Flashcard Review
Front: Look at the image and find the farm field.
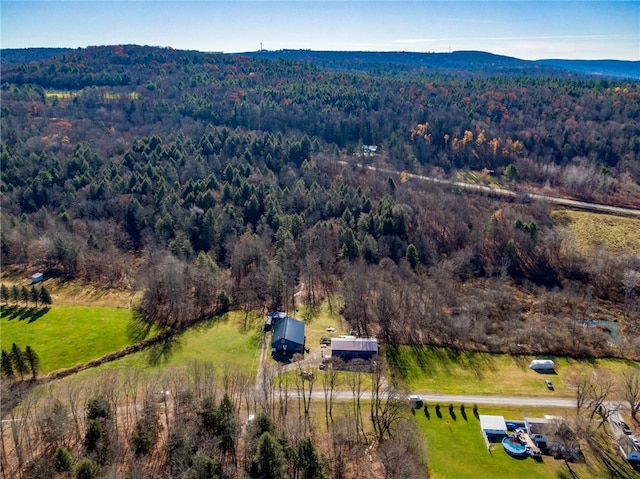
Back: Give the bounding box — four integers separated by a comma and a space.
551, 210, 640, 256
0, 305, 133, 373
386, 345, 635, 397
416, 404, 600, 479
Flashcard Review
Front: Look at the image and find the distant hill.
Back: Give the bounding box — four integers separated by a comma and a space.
241, 49, 569, 78
242, 49, 639, 79
2, 46, 637, 80
1, 47, 72, 66
537, 59, 640, 80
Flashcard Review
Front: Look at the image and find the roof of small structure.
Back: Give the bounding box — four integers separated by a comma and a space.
331, 337, 378, 352
479, 414, 507, 431
479, 415, 507, 432
271, 316, 305, 346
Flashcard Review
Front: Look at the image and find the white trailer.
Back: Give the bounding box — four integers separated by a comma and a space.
529, 359, 555, 371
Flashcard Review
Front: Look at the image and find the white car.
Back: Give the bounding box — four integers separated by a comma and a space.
632, 436, 640, 447
409, 395, 424, 408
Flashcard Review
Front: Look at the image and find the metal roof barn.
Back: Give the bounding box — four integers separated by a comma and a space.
331, 337, 378, 361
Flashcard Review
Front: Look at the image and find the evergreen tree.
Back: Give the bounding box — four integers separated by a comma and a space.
24, 345, 40, 381
20, 285, 29, 306
0, 284, 9, 303
1, 349, 15, 380
11, 343, 29, 381
187, 451, 222, 479
11, 285, 19, 305
406, 243, 419, 269
53, 446, 74, 473
252, 432, 287, 479
75, 458, 101, 479
296, 437, 326, 479
39, 285, 52, 307
216, 393, 238, 459
30, 285, 39, 307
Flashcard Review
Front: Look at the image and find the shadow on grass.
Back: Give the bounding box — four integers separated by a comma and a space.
449, 405, 457, 421
386, 345, 502, 382
424, 405, 430, 420
146, 334, 184, 367
1, 305, 50, 323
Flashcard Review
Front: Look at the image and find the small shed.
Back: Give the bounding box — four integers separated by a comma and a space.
271, 316, 305, 354
331, 337, 378, 361
479, 415, 507, 446
31, 272, 43, 284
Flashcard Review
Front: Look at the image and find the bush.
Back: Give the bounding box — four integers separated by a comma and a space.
75, 458, 100, 479
53, 446, 74, 473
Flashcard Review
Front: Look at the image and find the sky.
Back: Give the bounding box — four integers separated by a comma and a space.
1, 1, 639, 61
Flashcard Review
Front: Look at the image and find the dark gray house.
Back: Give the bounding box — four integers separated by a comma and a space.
271, 316, 305, 355
331, 337, 378, 361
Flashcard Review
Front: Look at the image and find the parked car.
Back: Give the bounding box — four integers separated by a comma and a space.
619, 421, 632, 435
409, 395, 424, 408
631, 436, 639, 447
545, 379, 554, 390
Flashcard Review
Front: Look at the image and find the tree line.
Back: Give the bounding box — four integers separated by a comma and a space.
2, 361, 426, 479
0, 343, 40, 381
0, 283, 52, 308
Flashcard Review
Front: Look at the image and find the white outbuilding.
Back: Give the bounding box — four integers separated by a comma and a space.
529, 359, 555, 371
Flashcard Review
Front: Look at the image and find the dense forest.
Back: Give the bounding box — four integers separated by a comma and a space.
2, 44, 640, 479
2, 44, 639, 357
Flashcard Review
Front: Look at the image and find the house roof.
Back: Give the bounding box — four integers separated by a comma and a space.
271, 317, 305, 346
331, 337, 378, 352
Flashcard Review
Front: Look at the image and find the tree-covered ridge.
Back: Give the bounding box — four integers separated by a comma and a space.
2, 45, 639, 187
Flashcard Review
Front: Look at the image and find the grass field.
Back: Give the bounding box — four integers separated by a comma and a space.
386, 345, 635, 397
415, 404, 601, 479
551, 210, 640, 256
76, 310, 264, 377
456, 170, 504, 188
0, 305, 133, 373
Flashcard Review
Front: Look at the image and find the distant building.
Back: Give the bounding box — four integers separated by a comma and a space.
331, 337, 378, 361
271, 316, 305, 355
362, 145, 378, 154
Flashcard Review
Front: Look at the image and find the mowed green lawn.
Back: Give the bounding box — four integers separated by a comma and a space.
82, 311, 263, 377
386, 345, 635, 396
0, 305, 133, 373
416, 404, 599, 479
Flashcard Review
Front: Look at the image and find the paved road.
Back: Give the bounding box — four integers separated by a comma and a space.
307, 391, 578, 408
342, 161, 640, 218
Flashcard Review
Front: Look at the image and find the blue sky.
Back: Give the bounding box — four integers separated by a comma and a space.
1, 1, 638, 60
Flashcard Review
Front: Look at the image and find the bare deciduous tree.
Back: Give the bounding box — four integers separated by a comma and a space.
621, 366, 640, 422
